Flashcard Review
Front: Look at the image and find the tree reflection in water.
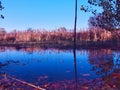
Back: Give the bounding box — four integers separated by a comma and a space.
0, 47, 120, 89
89, 49, 114, 76
73, 45, 78, 90
88, 49, 120, 89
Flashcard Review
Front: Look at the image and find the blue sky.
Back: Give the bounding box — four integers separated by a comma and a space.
0, 0, 100, 31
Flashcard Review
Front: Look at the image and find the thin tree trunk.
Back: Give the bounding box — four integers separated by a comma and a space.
73, 0, 78, 89
74, 0, 77, 49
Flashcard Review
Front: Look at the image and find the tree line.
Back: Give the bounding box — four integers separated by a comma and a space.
0, 27, 120, 43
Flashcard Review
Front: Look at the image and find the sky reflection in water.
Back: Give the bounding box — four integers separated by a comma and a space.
0, 48, 120, 89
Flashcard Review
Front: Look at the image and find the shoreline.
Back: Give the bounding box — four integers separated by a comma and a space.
0, 41, 120, 50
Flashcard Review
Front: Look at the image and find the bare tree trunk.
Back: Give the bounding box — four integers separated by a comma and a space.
73, 0, 78, 89
74, 0, 77, 49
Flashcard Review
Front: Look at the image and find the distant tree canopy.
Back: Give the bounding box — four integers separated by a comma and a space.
0, 1, 4, 19
81, 0, 120, 31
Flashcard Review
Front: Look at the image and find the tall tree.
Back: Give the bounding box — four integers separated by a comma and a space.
81, 0, 120, 31
0, 1, 4, 19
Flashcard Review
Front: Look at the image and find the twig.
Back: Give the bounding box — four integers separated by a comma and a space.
6, 75, 46, 90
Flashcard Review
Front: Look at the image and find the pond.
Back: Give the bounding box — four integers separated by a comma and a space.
0, 47, 120, 90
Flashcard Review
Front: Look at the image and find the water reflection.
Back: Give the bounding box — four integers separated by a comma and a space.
73, 47, 78, 90
86, 49, 120, 89
0, 47, 120, 89
89, 49, 114, 76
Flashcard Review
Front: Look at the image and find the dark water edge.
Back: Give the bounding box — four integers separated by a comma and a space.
0, 41, 120, 50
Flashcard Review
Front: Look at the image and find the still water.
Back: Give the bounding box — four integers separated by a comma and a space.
0, 47, 120, 90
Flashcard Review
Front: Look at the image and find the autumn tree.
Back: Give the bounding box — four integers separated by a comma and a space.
81, 0, 120, 31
